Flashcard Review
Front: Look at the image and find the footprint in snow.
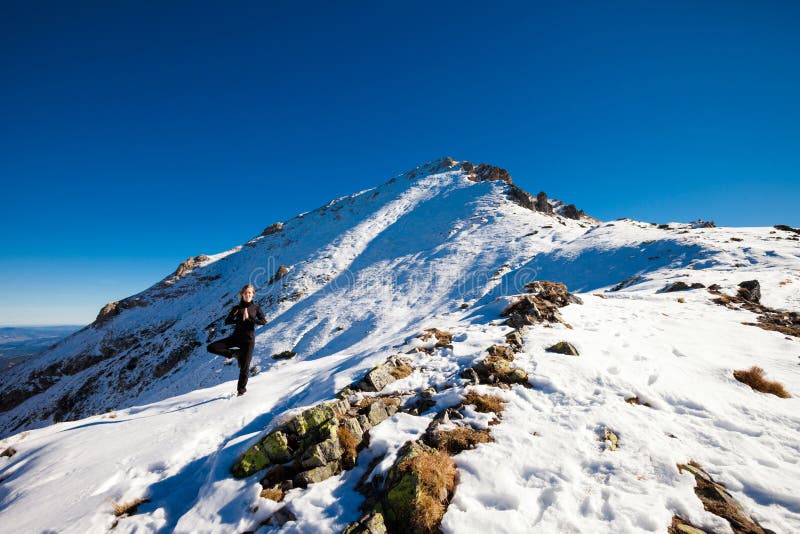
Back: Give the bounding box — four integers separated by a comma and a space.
672, 347, 688, 358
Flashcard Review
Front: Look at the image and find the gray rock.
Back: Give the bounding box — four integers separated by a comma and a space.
361, 365, 396, 392
295, 461, 339, 486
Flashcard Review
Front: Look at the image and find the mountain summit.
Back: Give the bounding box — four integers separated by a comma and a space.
0, 159, 798, 533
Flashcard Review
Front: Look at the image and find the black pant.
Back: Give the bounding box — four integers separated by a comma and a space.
207, 334, 254, 394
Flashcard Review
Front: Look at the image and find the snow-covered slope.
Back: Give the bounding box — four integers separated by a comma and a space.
1, 158, 799, 533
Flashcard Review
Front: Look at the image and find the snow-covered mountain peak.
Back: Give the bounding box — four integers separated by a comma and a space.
1, 159, 798, 533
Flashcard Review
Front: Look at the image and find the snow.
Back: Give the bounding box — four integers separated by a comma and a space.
1, 160, 799, 533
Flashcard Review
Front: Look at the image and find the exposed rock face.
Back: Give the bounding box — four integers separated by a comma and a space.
677, 461, 772, 534
535, 191, 553, 214
261, 222, 284, 236
93, 296, 149, 325
268, 265, 290, 284
561, 204, 585, 220
174, 255, 209, 279
461, 162, 511, 184
737, 280, 761, 303
502, 281, 581, 328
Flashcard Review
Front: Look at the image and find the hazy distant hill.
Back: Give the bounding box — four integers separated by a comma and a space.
0, 325, 82, 372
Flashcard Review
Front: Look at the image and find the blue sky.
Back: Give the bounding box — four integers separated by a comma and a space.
1, 1, 798, 326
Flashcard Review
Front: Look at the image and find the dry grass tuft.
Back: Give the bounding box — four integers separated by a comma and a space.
389, 362, 413, 380
434, 426, 493, 454
338, 425, 358, 468
398, 449, 457, 532
109, 497, 150, 517
462, 391, 505, 414
733, 366, 790, 398
260, 486, 284, 501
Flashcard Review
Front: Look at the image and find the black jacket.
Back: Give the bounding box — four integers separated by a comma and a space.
225, 300, 267, 337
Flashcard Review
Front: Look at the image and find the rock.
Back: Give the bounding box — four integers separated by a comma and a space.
261, 222, 283, 236
301, 437, 342, 469
690, 282, 705, 289
268, 265, 290, 284
535, 191, 553, 214
677, 461, 771, 534
545, 341, 579, 356
460, 367, 479, 385
774, 224, 800, 234
290, 403, 337, 437
561, 204, 585, 220
1, 447, 16, 458
708, 283, 722, 291
361, 365, 397, 392
266, 506, 297, 526
231, 442, 272, 478
261, 431, 291, 463
357, 414, 372, 432
418, 328, 453, 348
295, 460, 340, 486
738, 280, 761, 303
465, 163, 512, 184
364, 401, 390, 426
505, 330, 524, 351
324, 398, 351, 418
272, 350, 297, 360
172, 255, 209, 279
341, 417, 365, 444
343, 511, 388, 534
662, 281, 690, 292
524, 280, 583, 305
603, 428, 619, 450
487, 344, 514, 361
380, 441, 456, 532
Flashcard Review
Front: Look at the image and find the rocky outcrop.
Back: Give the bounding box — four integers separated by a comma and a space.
560, 204, 585, 220
502, 281, 581, 328
93, 295, 149, 325
463, 344, 529, 387
462, 162, 512, 184
737, 280, 761, 303
710, 282, 800, 338
676, 461, 772, 534
774, 224, 800, 235
535, 191, 553, 214
261, 222, 284, 236
660, 281, 705, 293
268, 265, 290, 285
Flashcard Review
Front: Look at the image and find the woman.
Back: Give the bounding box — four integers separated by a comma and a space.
207, 284, 267, 396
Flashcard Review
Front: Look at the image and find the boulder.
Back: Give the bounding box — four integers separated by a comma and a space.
738, 280, 761, 303
662, 281, 690, 292
361, 365, 397, 392
295, 461, 340, 487
545, 341, 579, 356
343, 511, 388, 534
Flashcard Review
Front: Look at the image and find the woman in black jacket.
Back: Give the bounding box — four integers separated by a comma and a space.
207, 284, 267, 396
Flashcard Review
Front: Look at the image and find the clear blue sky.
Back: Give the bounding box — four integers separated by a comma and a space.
1, 1, 798, 326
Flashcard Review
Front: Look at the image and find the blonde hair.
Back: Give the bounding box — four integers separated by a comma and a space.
239, 284, 255, 299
